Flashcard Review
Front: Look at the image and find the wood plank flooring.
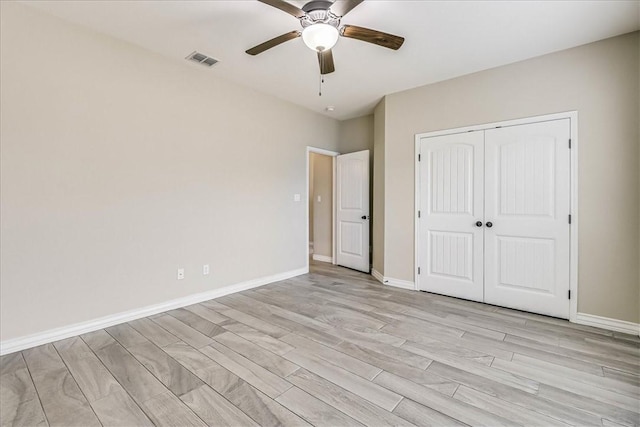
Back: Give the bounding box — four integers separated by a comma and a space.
2, 261, 639, 426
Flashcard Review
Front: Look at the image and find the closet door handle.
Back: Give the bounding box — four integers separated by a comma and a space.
475, 221, 483, 227
486, 222, 493, 228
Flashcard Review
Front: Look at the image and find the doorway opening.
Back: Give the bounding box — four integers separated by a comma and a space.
306, 147, 371, 274
306, 147, 339, 271
309, 152, 334, 264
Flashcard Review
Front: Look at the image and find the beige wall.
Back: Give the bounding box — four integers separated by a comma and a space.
338, 115, 374, 154
381, 32, 640, 323
311, 153, 333, 258
372, 100, 386, 275
0, 2, 341, 341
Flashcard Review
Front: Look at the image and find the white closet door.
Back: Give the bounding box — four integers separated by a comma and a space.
418, 132, 485, 302
336, 150, 370, 272
484, 119, 571, 318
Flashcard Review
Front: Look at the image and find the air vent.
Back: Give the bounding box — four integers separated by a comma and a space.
186, 51, 219, 67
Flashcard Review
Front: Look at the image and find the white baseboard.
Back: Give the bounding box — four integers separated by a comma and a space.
312, 254, 333, 263
371, 269, 384, 283
372, 269, 416, 290
385, 278, 416, 290
574, 313, 640, 336
0, 267, 308, 356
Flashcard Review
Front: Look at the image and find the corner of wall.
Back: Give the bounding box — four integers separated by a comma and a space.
372, 98, 386, 275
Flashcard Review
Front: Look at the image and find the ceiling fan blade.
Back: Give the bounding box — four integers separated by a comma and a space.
258, 0, 306, 18
341, 25, 404, 50
330, 0, 364, 17
246, 30, 301, 55
317, 49, 335, 75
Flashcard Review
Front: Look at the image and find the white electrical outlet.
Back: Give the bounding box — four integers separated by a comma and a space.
177, 268, 185, 280
203, 264, 210, 275
293, 193, 301, 202
317, 195, 322, 202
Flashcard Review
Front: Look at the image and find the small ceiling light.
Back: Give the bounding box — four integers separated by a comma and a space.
325, 106, 335, 112
302, 23, 339, 52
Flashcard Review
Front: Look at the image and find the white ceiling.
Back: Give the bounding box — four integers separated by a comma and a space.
22, 0, 640, 120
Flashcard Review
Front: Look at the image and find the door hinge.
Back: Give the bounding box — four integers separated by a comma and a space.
418, 154, 421, 161
418, 267, 421, 275
418, 210, 421, 218
569, 138, 572, 149
568, 214, 572, 224
568, 290, 571, 299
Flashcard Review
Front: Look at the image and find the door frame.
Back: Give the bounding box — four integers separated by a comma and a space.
306, 146, 340, 272
414, 111, 578, 322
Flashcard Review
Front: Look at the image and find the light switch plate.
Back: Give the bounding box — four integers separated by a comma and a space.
203, 264, 210, 275
294, 194, 301, 202
317, 195, 321, 202
177, 268, 185, 280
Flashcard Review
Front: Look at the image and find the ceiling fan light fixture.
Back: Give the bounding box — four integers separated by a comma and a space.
302, 23, 339, 52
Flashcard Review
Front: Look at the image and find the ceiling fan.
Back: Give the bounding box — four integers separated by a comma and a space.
246, 0, 405, 75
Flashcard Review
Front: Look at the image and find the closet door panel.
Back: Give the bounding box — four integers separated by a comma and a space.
418, 132, 484, 302
484, 119, 571, 318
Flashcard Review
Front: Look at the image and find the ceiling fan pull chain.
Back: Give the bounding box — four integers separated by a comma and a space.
318, 52, 323, 96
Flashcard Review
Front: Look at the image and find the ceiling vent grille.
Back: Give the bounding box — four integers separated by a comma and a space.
186, 51, 219, 67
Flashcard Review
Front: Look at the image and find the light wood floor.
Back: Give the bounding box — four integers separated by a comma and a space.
2, 261, 639, 426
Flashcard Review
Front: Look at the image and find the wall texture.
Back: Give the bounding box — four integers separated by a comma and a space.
380, 31, 640, 323
0, 2, 341, 341
311, 153, 333, 259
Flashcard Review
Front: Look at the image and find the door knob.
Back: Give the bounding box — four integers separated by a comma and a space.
486, 221, 493, 228
475, 221, 483, 227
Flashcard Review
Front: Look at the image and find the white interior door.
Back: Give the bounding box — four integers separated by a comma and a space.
418, 132, 485, 302
484, 119, 571, 318
336, 150, 370, 272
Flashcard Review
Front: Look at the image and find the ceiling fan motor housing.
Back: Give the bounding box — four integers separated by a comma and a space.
301, 0, 340, 28
302, 0, 332, 13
